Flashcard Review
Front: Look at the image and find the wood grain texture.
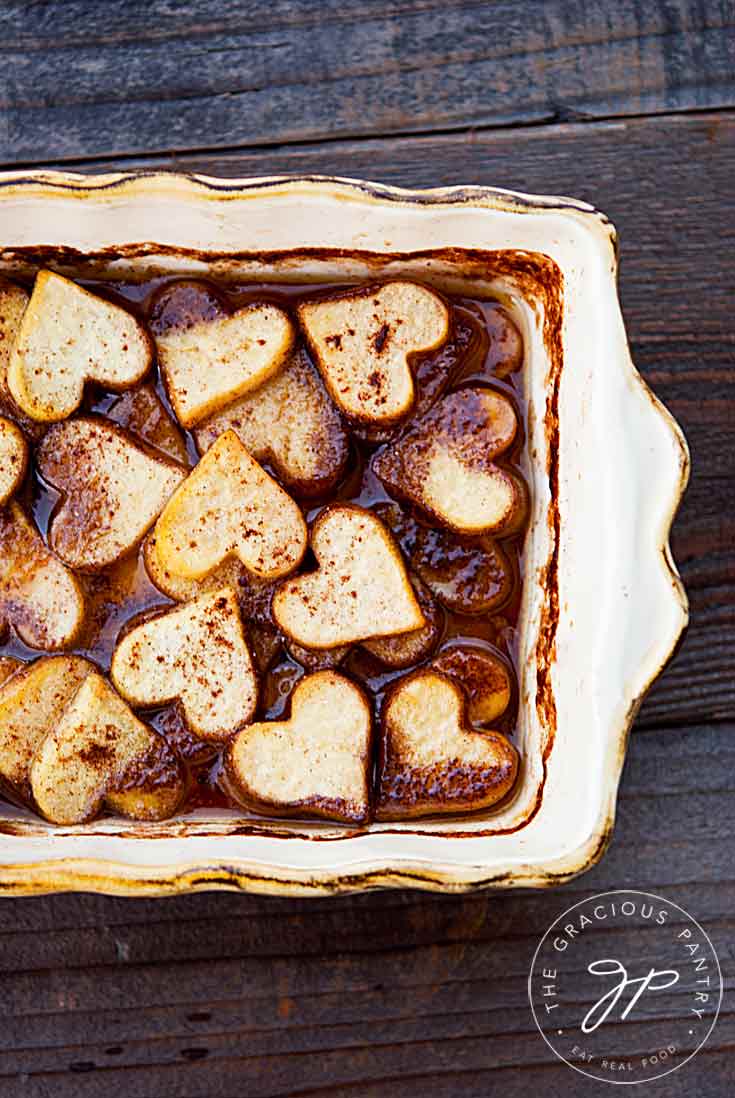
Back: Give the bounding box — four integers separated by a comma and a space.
0, 0, 734, 162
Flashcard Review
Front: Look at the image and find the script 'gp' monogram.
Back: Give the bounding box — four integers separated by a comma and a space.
582, 959, 680, 1033
528, 891, 722, 1085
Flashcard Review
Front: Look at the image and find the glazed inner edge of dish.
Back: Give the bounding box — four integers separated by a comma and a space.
0, 244, 561, 841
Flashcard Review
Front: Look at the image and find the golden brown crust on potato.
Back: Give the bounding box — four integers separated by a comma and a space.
224, 670, 372, 825
105, 735, 187, 821
375, 669, 518, 820
30, 672, 184, 825
0, 656, 22, 686
284, 639, 352, 672
0, 279, 40, 440
373, 502, 514, 615
143, 530, 244, 601
105, 383, 190, 465
483, 303, 524, 378
362, 574, 443, 669
431, 643, 512, 726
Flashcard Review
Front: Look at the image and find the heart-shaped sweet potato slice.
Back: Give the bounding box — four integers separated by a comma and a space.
0, 416, 27, 505
153, 429, 307, 581
7, 271, 152, 423
150, 279, 295, 427
374, 502, 513, 615
273, 504, 425, 649
374, 387, 525, 535
376, 669, 518, 820
0, 655, 94, 802
111, 587, 257, 742
298, 281, 449, 425
195, 346, 349, 496
225, 670, 372, 824
431, 643, 512, 726
0, 502, 85, 649
37, 417, 186, 572
30, 672, 185, 825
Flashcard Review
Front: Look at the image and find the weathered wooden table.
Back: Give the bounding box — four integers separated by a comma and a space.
0, 3, 733, 1095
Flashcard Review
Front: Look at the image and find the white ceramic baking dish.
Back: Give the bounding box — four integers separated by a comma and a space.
0, 173, 688, 896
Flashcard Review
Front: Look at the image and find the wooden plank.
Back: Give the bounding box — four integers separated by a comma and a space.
0, 1, 734, 161
295, 1056, 735, 1098
0, 1010, 733, 1094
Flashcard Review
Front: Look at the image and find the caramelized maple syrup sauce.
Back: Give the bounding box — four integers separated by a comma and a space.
0, 278, 527, 817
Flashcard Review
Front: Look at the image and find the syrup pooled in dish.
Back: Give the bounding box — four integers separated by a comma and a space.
0, 272, 528, 826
